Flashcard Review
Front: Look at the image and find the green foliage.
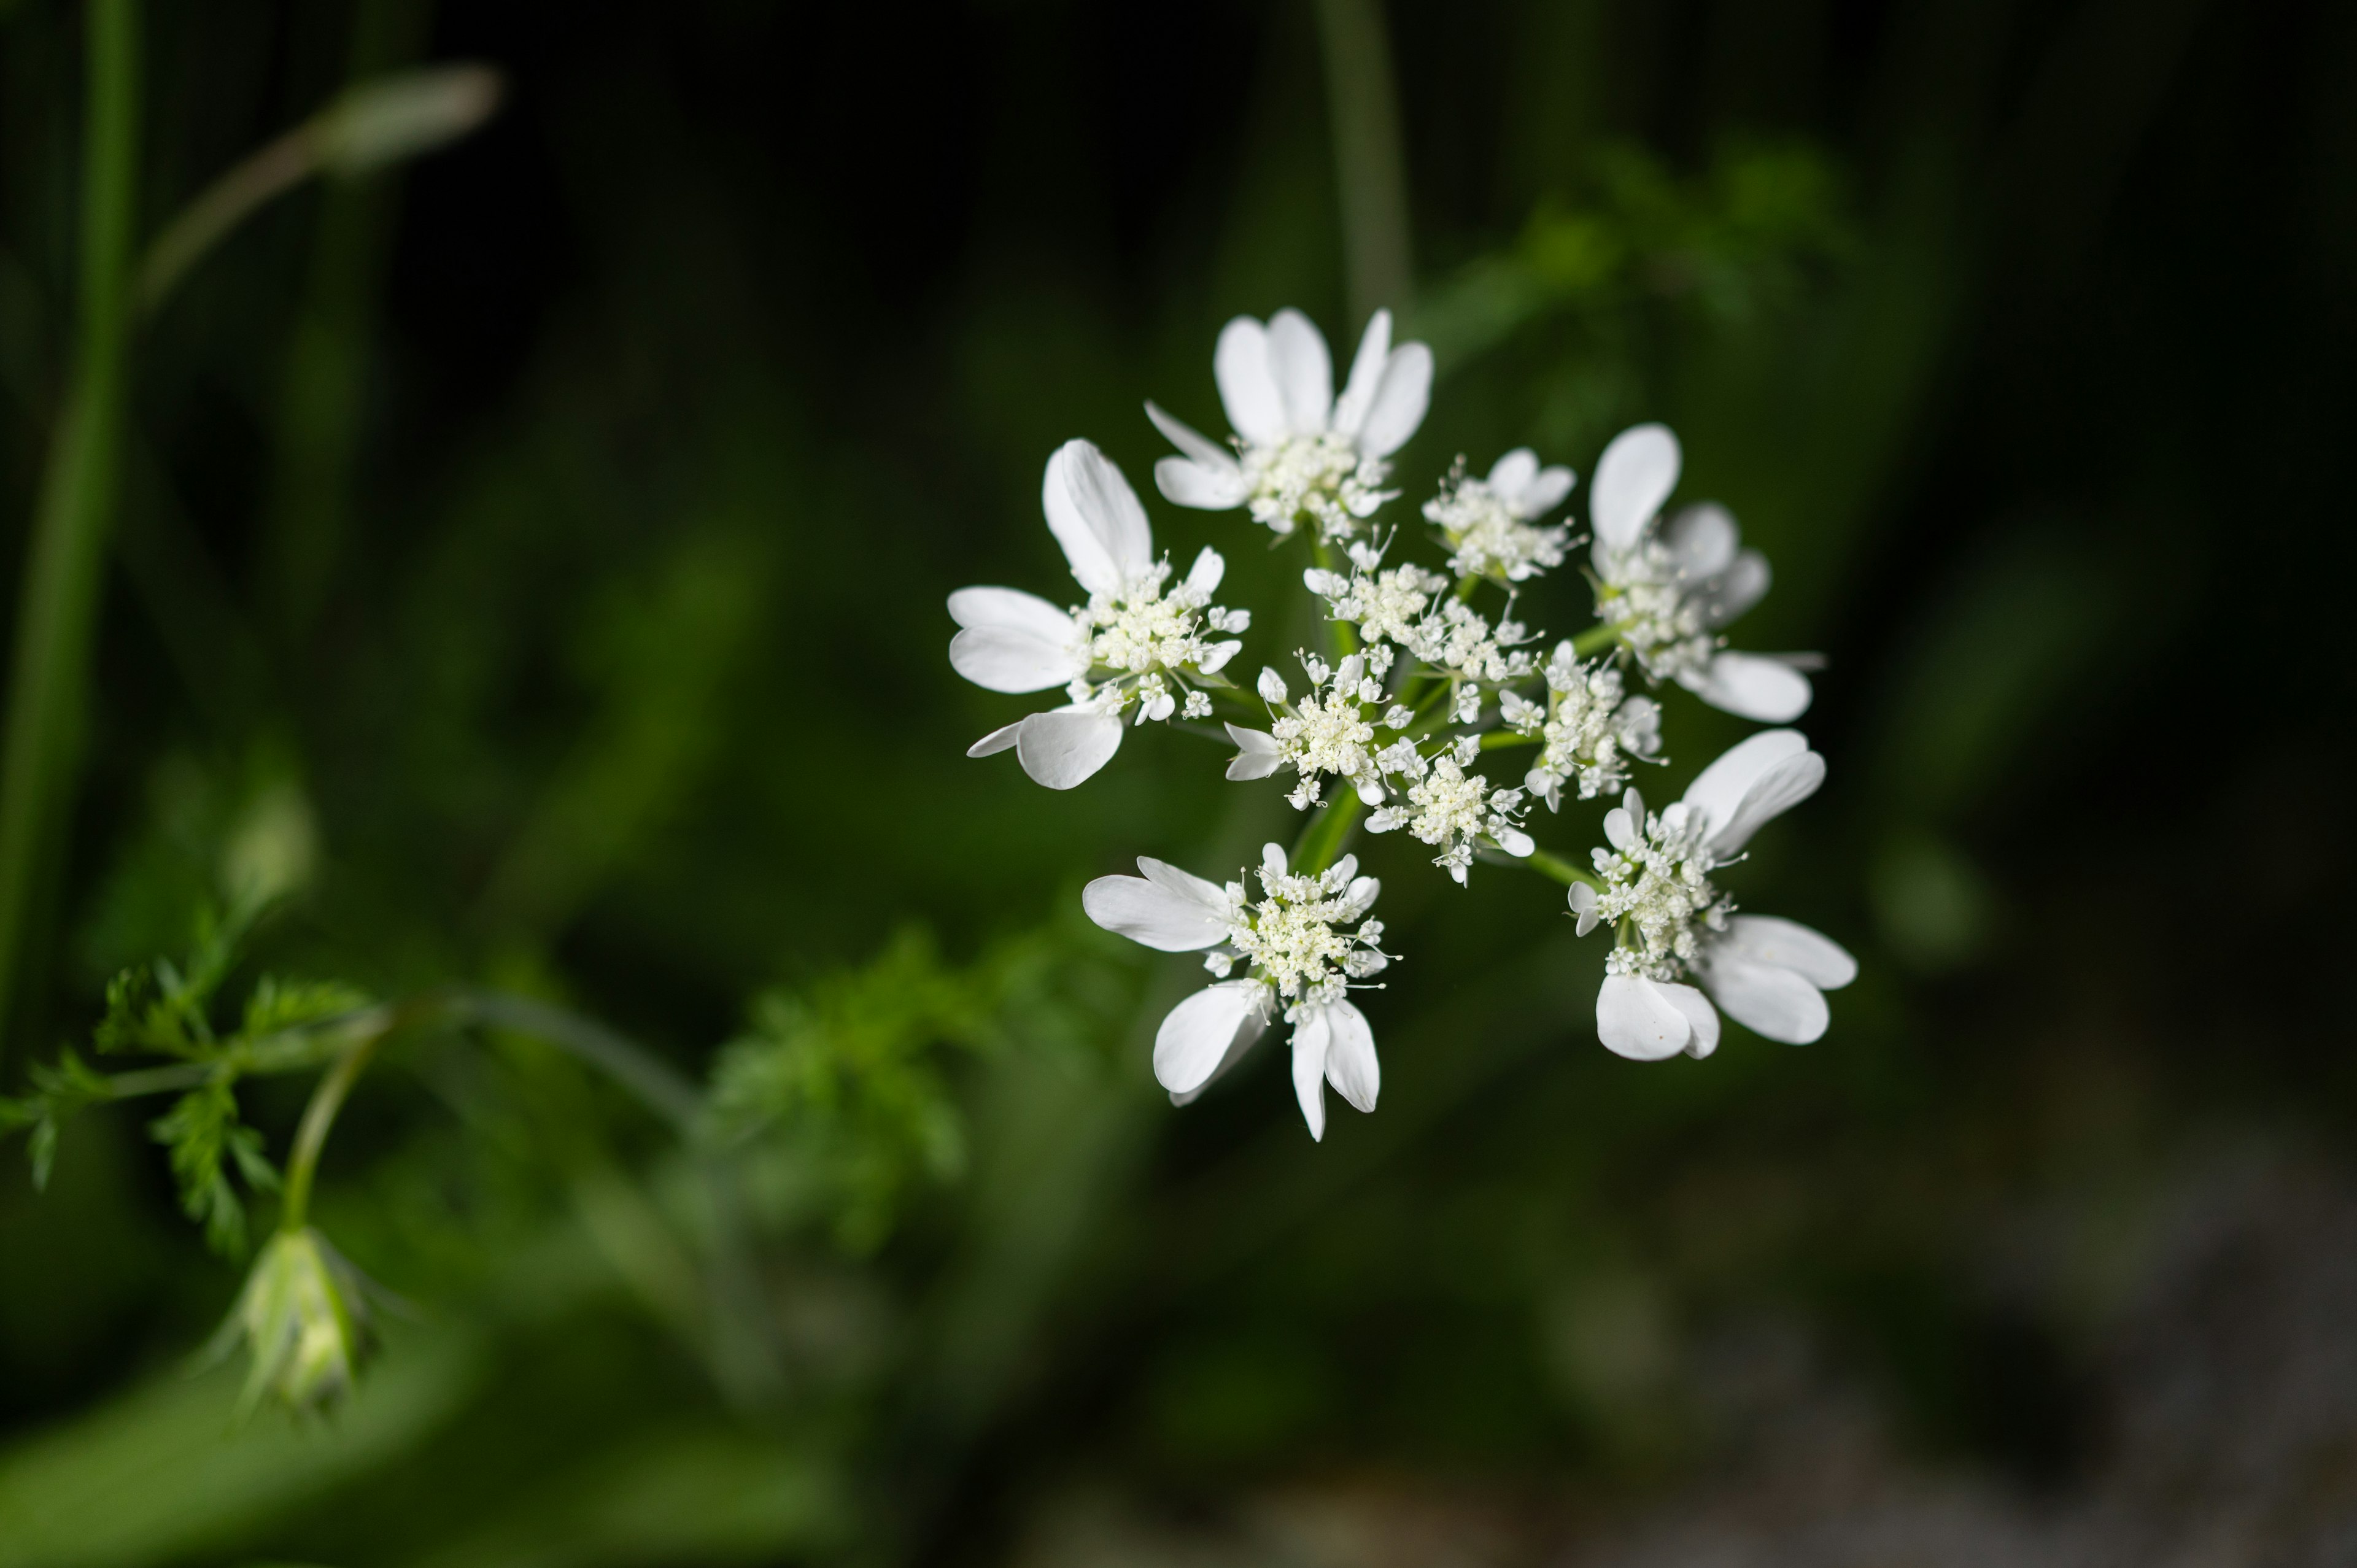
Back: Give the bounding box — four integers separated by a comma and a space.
150, 1078, 278, 1256
708, 929, 995, 1251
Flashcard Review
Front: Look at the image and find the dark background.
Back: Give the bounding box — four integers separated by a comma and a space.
0, 0, 2352, 1563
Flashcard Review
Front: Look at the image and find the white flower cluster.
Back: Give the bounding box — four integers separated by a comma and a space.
1083, 843, 1387, 1140
951, 306, 1858, 1141
1426, 449, 1575, 582
1516, 642, 1662, 809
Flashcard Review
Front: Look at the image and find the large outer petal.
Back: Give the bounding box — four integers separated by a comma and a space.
1223, 724, 1283, 780
1082, 873, 1229, 951
1156, 457, 1248, 510
1703, 748, 1825, 857
1663, 503, 1738, 580
1681, 730, 1809, 848
1697, 549, 1771, 628
1682, 651, 1813, 725
1590, 423, 1681, 553
1156, 981, 1275, 1095
1720, 915, 1857, 989
1357, 342, 1433, 458
1014, 709, 1123, 789
966, 719, 1024, 758
946, 587, 1083, 692
1043, 440, 1153, 595
1596, 975, 1692, 1061
1213, 317, 1287, 444
1266, 308, 1335, 433
1700, 954, 1830, 1044
1332, 309, 1391, 436
1655, 982, 1722, 1060
1290, 1006, 1331, 1140
1320, 999, 1380, 1113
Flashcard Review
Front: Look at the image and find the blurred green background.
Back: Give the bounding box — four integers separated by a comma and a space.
1, 0, 2353, 1563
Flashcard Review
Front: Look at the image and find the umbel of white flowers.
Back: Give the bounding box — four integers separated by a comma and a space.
950, 303, 1856, 1129
1083, 842, 1386, 1141
1569, 730, 1856, 1058
1147, 307, 1433, 541
1585, 423, 1814, 724
951, 439, 1249, 788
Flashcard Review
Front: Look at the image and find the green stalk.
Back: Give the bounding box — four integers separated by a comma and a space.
1291, 789, 1366, 875
1312, 0, 1413, 323
277, 1022, 388, 1234
1525, 848, 1601, 890
0, 0, 141, 1062
1571, 624, 1619, 658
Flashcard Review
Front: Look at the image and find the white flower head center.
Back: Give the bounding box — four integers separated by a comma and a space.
1243, 431, 1394, 543
1525, 646, 1662, 808
1595, 537, 1716, 684
1067, 553, 1247, 720
1426, 468, 1570, 583
1264, 651, 1387, 810
1588, 790, 1731, 981
1226, 849, 1388, 1010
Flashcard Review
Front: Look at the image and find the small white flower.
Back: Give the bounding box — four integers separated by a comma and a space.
1426, 449, 1576, 582
1568, 730, 1851, 1059
1525, 644, 1663, 810
1147, 308, 1434, 542
1378, 754, 1533, 884
1082, 843, 1388, 1139
1225, 654, 1387, 810
951, 440, 1247, 789
1587, 423, 1815, 723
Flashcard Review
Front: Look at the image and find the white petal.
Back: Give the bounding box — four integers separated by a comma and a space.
1720, 915, 1856, 990
1014, 709, 1123, 789
1322, 999, 1380, 1113
1568, 882, 1600, 937
1603, 806, 1640, 854
1261, 841, 1288, 879
1700, 954, 1830, 1045
1698, 549, 1770, 627
946, 591, 1083, 693
1198, 639, 1242, 674
1493, 827, 1535, 857
1595, 975, 1692, 1062
1043, 440, 1152, 595
1213, 316, 1287, 445
1680, 730, 1809, 844
1290, 1007, 1331, 1140
1223, 724, 1283, 780
1184, 547, 1226, 595
1654, 982, 1721, 1059
1169, 996, 1274, 1105
1082, 873, 1228, 951
1266, 308, 1335, 433
1683, 651, 1813, 725
1590, 423, 1681, 553
1515, 465, 1576, 517
1663, 503, 1738, 581
1156, 980, 1275, 1094
1331, 309, 1391, 436
1145, 400, 1233, 466
1703, 749, 1825, 858
966, 720, 1024, 758
1258, 667, 1288, 704
1155, 456, 1249, 511
1486, 447, 1539, 500
1356, 342, 1433, 458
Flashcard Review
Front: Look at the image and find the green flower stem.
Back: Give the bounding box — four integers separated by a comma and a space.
1480, 730, 1536, 751
1525, 848, 1601, 890
1311, 541, 1358, 658
1571, 624, 1619, 658
0, 0, 140, 1062
444, 989, 701, 1134
1291, 789, 1366, 875
1312, 0, 1412, 323
277, 1018, 392, 1235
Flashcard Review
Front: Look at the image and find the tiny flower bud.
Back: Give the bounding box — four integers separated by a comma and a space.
218, 1226, 375, 1417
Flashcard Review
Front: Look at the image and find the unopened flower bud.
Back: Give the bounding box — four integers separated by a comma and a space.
219, 1227, 375, 1417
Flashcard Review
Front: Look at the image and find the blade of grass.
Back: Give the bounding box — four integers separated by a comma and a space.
0, 0, 141, 1065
